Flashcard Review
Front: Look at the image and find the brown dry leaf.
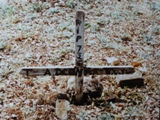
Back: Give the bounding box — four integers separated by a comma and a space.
25, 79, 34, 86
131, 62, 143, 67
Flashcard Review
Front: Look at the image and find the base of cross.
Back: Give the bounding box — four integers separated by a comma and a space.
56, 76, 104, 105
57, 75, 144, 105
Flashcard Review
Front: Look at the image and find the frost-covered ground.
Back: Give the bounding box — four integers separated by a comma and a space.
0, 0, 160, 119
0, 0, 8, 4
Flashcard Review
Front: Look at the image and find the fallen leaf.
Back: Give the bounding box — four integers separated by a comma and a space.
131, 62, 142, 67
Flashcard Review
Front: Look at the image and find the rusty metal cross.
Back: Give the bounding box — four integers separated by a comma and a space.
20, 11, 134, 104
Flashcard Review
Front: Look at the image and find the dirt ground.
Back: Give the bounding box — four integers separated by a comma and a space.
0, 0, 159, 119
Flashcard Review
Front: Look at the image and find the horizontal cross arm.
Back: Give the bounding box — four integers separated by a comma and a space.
20, 66, 75, 76
20, 66, 134, 76
84, 66, 135, 75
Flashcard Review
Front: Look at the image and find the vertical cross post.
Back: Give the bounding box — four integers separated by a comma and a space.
75, 11, 85, 104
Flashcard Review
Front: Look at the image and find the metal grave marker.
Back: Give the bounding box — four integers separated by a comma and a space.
20, 11, 135, 104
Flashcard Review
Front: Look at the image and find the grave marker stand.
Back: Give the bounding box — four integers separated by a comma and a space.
20, 11, 135, 104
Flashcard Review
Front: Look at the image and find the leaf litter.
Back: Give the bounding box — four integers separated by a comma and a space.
0, 0, 159, 119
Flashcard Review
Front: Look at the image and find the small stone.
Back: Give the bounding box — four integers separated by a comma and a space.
56, 99, 70, 120
116, 71, 144, 88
